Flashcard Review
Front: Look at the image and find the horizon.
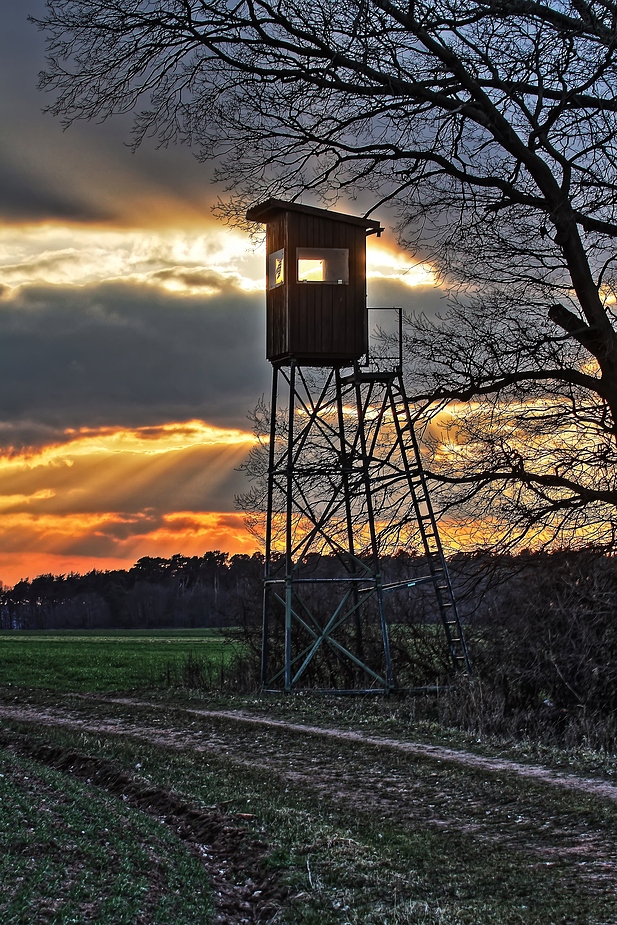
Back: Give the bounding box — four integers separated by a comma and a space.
0, 2, 444, 588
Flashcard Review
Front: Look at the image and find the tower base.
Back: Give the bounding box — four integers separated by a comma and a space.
260, 361, 471, 692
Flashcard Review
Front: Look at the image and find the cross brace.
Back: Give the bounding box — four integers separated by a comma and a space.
261, 361, 471, 691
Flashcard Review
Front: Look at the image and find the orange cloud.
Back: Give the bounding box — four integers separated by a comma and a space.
0, 420, 260, 586
0, 512, 257, 586
0, 421, 253, 510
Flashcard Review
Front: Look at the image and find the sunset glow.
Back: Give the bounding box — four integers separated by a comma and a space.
0, 511, 257, 588
0, 420, 258, 586
0, 4, 445, 589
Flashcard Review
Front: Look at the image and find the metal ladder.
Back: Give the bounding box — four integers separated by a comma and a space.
388, 374, 472, 674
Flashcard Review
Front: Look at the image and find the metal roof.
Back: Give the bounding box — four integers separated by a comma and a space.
246, 198, 384, 235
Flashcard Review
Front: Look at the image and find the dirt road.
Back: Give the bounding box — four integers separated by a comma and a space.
1, 696, 617, 803
2, 694, 617, 923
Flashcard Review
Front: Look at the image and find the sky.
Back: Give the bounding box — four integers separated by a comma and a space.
0, 1, 445, 587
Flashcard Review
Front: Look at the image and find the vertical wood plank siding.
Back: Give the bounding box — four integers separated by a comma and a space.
266, 211, 368, 364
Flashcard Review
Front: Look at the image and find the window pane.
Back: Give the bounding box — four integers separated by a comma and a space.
296, 248, 348, 284
298, 258, 324, 282
268, 249, 285, 289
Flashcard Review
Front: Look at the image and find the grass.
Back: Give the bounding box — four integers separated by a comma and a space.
0, 629, 233, 692
2, 640, 617, 922
2, 692, 617, 924
0, 746, 213, 925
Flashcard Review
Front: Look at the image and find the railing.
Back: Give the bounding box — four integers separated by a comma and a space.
362, 306, 403, 373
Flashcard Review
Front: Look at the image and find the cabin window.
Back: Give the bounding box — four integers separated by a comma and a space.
297, 248, 349, 284
269, 248, 285, 289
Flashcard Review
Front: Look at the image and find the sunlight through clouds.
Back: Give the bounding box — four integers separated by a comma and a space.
0, 421, 255, 513
0, 224, 265, 294
0, 223, 436, 295
5, 420, 255, 470
0, 421, 258, 585
367, 243, 436, 288
0, 2, 450, 585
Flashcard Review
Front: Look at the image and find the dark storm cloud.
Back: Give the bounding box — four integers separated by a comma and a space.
366, 279, 448, 320
0, 280, 270, 447
0, 1, 217, 225
0, 275, 447, 451
0, 155, 111, 224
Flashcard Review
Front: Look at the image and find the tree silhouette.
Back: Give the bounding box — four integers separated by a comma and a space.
35, 0, 617, 549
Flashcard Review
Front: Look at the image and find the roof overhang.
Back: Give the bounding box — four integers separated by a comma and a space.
246, 198, 384, 236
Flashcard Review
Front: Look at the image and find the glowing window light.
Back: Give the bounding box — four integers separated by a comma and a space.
296, 248, 348, 284
298, 258, 325, 281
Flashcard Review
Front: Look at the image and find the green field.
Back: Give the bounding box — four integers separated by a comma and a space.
0, 747, 213, 925
0, 629, 233, 691
2, 632, 617, 923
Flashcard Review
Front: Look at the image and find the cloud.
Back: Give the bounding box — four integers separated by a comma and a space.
0, 155, 111, 224
0, 510, 256, 586
0, 0, 224, 227
0, 421, 254, 512
366, 278, 449, 321
0, 420, 259, 585
0, 224, 264, 291
0, 280, 270, 443
367, 243, 436, 288
0, 1, 457, 588
149, 267, 255, 294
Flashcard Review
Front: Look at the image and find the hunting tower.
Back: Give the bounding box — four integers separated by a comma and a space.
247, 198, 470, 692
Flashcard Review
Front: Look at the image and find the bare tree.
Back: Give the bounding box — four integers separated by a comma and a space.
404, 290, 617, 551
36, 0, 617, 549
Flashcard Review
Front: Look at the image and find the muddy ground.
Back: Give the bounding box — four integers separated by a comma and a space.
1, 693, 617, 923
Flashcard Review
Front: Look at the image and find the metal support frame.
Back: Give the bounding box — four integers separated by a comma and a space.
261, 328, 471, 692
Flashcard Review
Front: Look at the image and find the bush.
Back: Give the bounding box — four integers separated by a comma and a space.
433, 552, 617, 749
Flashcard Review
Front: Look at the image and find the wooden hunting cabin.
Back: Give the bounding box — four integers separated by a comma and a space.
246, 199, 383, 365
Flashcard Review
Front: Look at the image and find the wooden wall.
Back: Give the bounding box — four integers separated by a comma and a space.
266, 211, 367, 364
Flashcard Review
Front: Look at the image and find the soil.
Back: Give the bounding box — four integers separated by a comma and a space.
113, 697, 617, 802
2, 696, 617, 801
0, 716, 289, 924
2, 695, 617, 919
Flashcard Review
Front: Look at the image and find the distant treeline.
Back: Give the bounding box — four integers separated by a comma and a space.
0, 552, 265, 631
4, 547, 617, 638
0, 549, 454, 631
